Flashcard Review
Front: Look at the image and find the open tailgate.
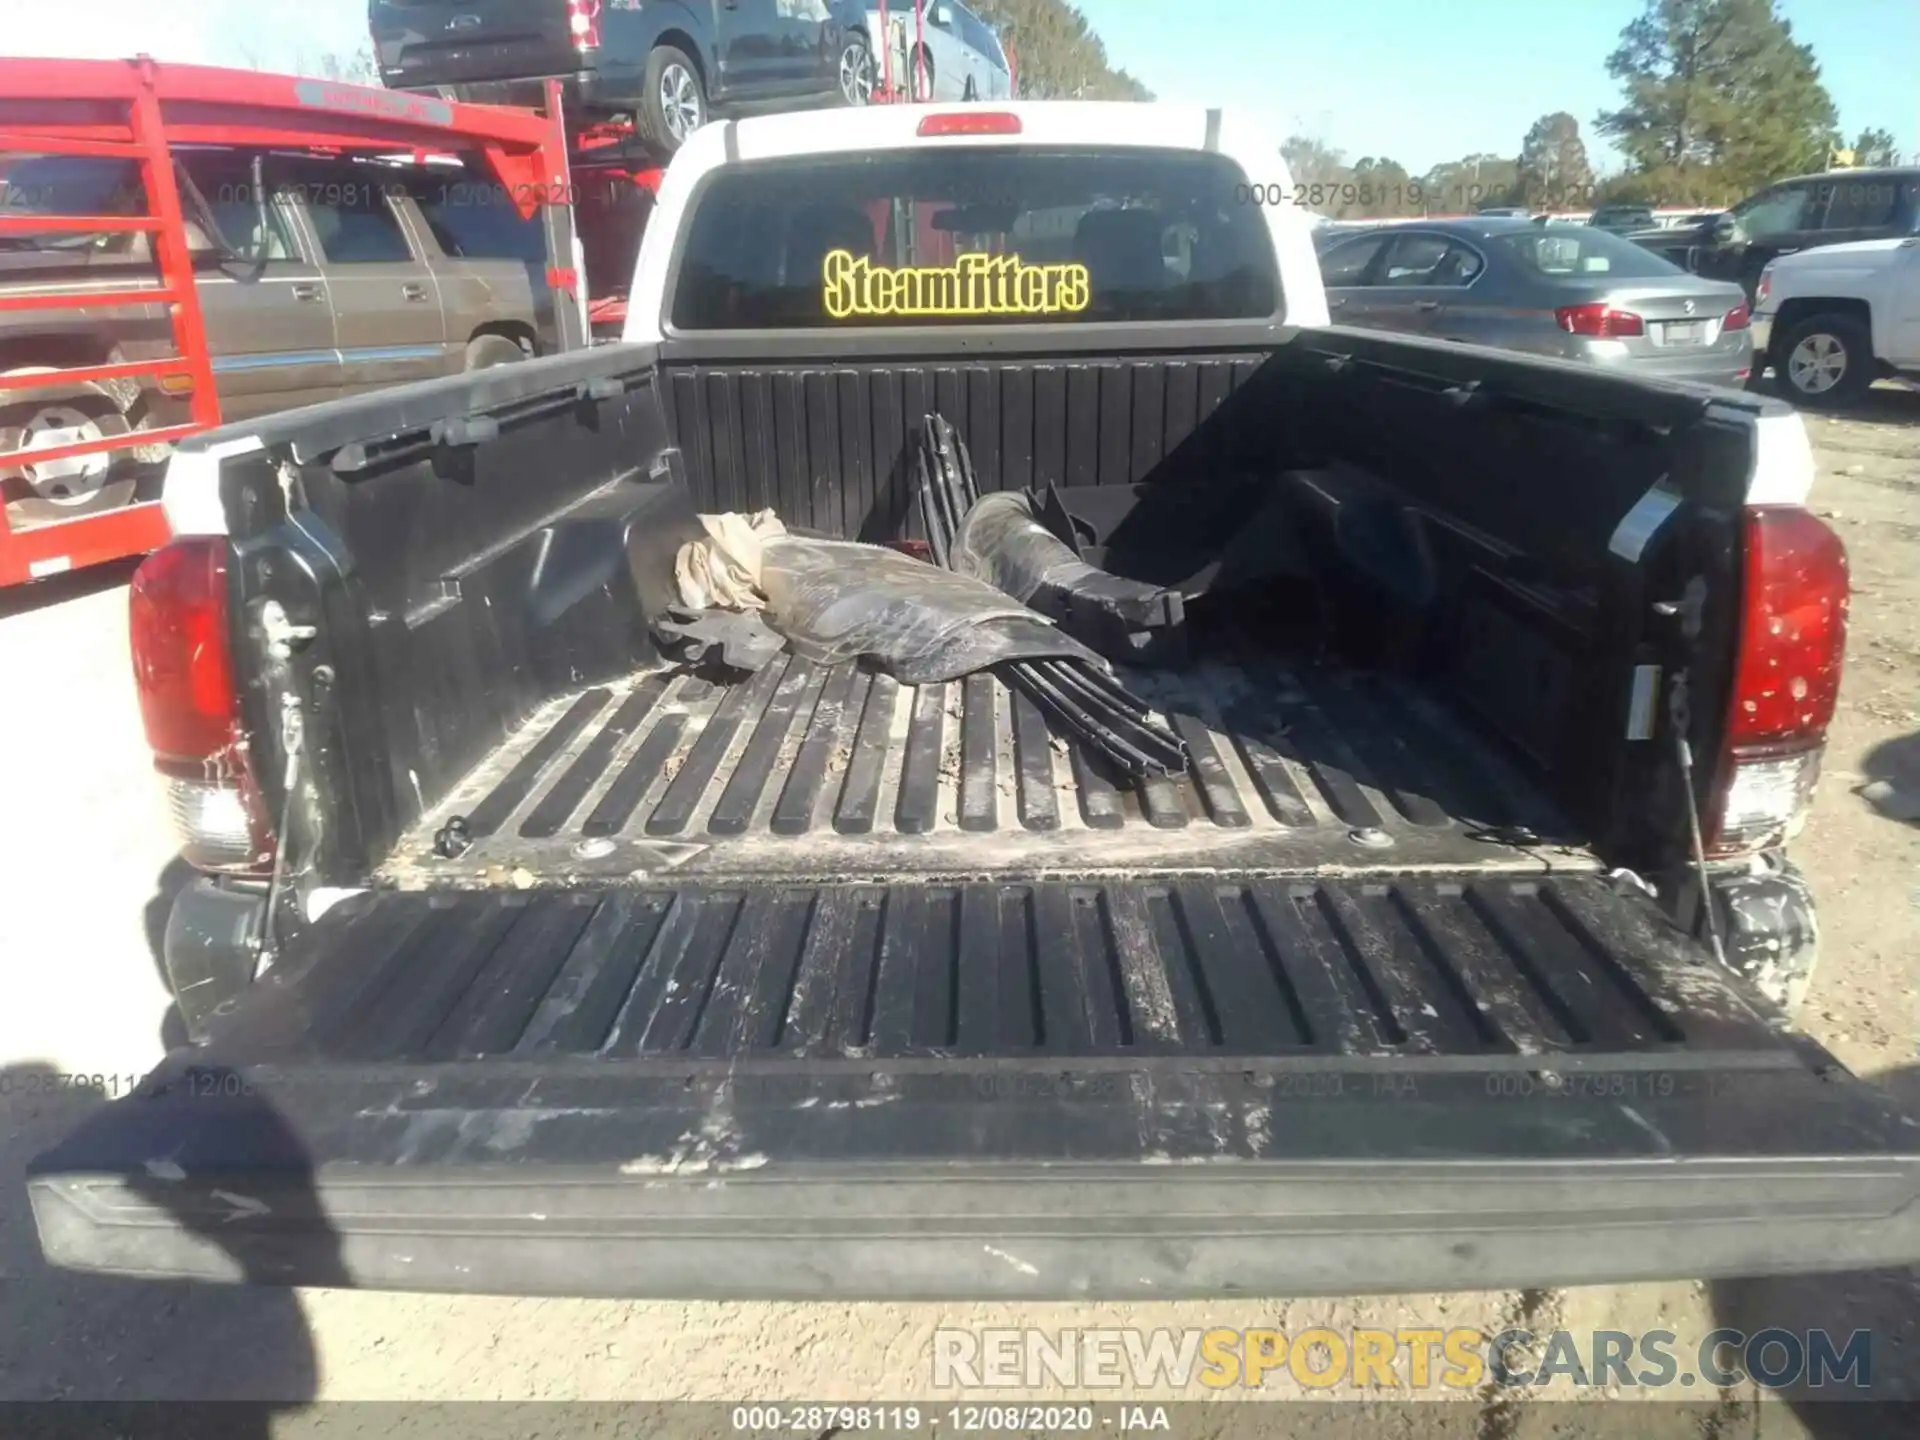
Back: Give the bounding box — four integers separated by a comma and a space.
30, 874, 1920, 1298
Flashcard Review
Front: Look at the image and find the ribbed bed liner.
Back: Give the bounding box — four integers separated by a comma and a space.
388, 653, 1590, 883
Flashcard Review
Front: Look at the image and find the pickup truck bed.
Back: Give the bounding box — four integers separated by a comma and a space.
32, 331, 1920, 1299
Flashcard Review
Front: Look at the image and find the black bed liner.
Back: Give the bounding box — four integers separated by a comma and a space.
119, 875, 1783, 1066
30, 872, 1920, 1296
387, 653, 1585, 882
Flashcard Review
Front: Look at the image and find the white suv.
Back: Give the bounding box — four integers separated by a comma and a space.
1753, 234, 1920, 407
862, 0, 1014, 102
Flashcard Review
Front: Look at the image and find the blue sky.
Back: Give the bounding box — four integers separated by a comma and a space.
1, 0, 1911, 173
1090, 0, 1916, 172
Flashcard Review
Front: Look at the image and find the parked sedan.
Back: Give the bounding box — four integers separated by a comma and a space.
1315, 217, 1753, 388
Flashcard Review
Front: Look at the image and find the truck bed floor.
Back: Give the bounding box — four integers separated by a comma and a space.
389, 654, 1588, 884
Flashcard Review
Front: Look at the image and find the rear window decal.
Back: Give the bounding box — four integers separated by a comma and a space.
822, 249, 1091, 319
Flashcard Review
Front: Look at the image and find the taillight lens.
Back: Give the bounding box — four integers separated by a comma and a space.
567, 0, 602, 50
131, 539, 236, 771
1707, 507, 1850, 856
1555, 303, 1645, 338
130, 539, 273, 874
918, 111, 1023, 137
1756, 268, 1773, 306
1723, 302, 1751, 331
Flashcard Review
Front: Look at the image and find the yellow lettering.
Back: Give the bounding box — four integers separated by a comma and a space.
1400, 1328, 1444, 1389
963, 252, 991, 312
1289, 1328, 1348, 1390
1243, 1330, 1285, 1387
819, 249, 1094, 319
1352, 1329, 1400, 1389
1198, 1328, 1240, 1388
1443, 1329, 1486, 1390
822, 249, 856, 319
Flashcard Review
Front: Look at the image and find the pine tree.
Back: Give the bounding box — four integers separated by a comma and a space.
1595, 0, 1837, 193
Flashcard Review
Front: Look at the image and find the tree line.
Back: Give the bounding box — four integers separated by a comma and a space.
1283, 0, 1902, 219
971, 0, 1150, 101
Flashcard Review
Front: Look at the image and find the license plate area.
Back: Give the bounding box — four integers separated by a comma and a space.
1658, 320, 1707, 346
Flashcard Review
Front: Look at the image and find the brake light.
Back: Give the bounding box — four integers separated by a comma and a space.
1707, 507, 1849, 856
1723, 302, 1751, 331
917, 111, 1022, 137
567, 0, 602, 50
1555, 303, 1645, 338
1756, 269, 1773, 306
130, 539, 273, 874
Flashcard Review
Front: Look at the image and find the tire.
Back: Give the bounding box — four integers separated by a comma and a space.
0, 377, 138, 528
1773, 311, 1875, 410
838, 37, 875, 106
633, 44, 708, 156
464, 333, 530, 372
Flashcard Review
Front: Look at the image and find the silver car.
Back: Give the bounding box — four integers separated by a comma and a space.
862, 0, 1013, 101
1315, 218, 1754, 388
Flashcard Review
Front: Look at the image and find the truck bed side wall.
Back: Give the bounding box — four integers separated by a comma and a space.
221, 347, 678, 881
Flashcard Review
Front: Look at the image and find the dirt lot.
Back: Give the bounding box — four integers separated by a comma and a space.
1, 393, 1915, 1430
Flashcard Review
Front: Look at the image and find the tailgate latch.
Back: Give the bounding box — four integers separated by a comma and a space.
260, 599, 318, 662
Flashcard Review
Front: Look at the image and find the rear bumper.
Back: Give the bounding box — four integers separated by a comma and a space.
391, 69, 614, 113
1571, 338, 1753, 390
28, 1057, 1920, 1298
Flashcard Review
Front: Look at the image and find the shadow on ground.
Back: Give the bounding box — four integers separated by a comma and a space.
144, 857, 198, 1052
1709, 1065, 1920, 1436
0, 1060, 336, 1422
0, 555, 140, 623
1761, 379, 1920, 428
1858, 732, 1920, 825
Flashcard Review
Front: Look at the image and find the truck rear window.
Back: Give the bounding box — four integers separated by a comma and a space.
669, 148, 1281, 331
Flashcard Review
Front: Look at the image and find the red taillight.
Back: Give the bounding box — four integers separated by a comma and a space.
1707, 506, 1850, 855
1723, 303, 1751, 332
131, 538, 237, 772
917, 111, 1022, 137
567, 0, 602, 50
130, 539, 272, 873
1555, 303, 1645, 338
1727, 508, 1848, 746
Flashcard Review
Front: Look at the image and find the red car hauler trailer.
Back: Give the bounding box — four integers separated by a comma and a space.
0, 56, 584, 588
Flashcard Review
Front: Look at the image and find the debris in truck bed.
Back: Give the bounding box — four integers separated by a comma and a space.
912, 413, 1189, 777
652, 605, 785, 675
956, 490, 1191, 667
669, 506, 1113, 681
916, 413, 1189, 667
757, 535, 1108, 683
673, 509, 785, 611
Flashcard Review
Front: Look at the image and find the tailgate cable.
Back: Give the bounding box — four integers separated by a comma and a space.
255, 693, 305, 976
1668, 672, 1728, 969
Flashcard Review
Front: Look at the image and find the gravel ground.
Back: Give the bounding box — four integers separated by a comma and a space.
1, 394, 1915, 1429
